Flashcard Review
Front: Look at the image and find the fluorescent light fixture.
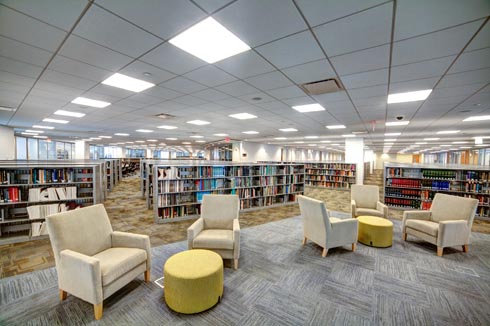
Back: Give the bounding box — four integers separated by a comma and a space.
102, 73, 155, 93
195, 140, 206, 143
463, 115, 490, 122
169, 17, 250, 64
71, 97, 111, 108
387, 89, 432, 104
342, 134, 355, 138
294, 141, 305, 144
21, 132, 38, 135
135, 129, 153, 133
440, 145, 451, 147
279, 128, 298, 132
460, 146, 471, 149
452, 141, 468, 144
54, 110, 85, 118
229, 113, 257, 120
275, 137, 287, 140
90, 137, 101, 140
292, 103, 325, 113
32, 125, 54, 130
126, 142, 134, 144
43, 118, 69, 124
187, 120, 210, 125
26, 130, 44, 133
114, 133, 129, 136
436, 130, 460, 134
320, 140, 331, 143
385, 132, 401, 136
415, 142, 427, 145
0, 106, 15, 112
308, 144, 317, 146
182, 142, 191, 144
242, 131, 259, 134
424, 138, 440, 141
326, 125, 346, 129
384, 139, 396, 142
331, 143, 340, 146
384, 143, 394, 146
99, 136, 112, 139
190, 135, 204, 138
214, 133, 228, 136
135, 140, 145, 143
166, 138, 178, 140
385, 121, 410, 126
158, 125, 178, 129
476, 144, 487, 146
33, 135, 47, 139
305, 136, 319, 139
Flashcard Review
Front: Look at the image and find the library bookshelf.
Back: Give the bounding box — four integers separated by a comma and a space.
305, 162, 357, 190
152, 163, 305, 223
384, 163, 490, 220
105, 159, 122, 191
0, 161, 105, 244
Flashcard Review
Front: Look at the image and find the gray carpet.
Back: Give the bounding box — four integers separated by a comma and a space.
1, 213, 490, 326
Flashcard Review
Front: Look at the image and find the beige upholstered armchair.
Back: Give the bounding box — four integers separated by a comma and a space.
402, 193, 478, 256
188, 194, 240, 269
298, 195, 358, 257
351, 184, 388, 219
46, 204, 151, 320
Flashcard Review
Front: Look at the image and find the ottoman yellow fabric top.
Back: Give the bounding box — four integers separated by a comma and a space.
165, 249, 222, 279
358, 215, 393, 227
357, 215, 393, 248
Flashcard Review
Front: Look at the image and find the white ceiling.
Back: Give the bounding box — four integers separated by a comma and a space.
0, 0, 489, 153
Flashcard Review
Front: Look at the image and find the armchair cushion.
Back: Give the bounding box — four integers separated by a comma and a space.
405, 219, 438, 237
431, 193, 479, 223
351, 185, 379, 209
193, 229, 234, 250
93, 248, 147, 286
356, 208, 385, 218
111, 231, 151, 270
201, 195, 239, 229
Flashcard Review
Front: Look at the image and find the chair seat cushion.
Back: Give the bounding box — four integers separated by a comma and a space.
330, 217, 341, 223
93, 247, 147, 286
356, 208, 384, 217
405, 219, 439, 237
193, 229, 234, 250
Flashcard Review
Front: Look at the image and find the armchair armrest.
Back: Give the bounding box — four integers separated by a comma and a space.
233, 219, 240, 259
402, 210, 431, 229
438, 220, 470, 248
376, 201, 388, 218
60, 249, 102, 305
351, 200, 356, 218
187, 218, 204, 249
330, 218, 359, 244
112, 231, 151, 270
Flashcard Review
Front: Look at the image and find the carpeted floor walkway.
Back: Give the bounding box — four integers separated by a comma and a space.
1, 215, 489, 325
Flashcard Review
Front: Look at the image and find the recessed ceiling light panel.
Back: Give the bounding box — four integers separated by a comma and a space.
326, 125, 346, 129
436, 130, 460, 134
229, 113, 257, 120
213, 133, 228, 136
43, 118, 69, 124
385, 121, 410, 126
242, 131, 259, 134
32, 125, 55, 130
292, 103, 325, 113
158, 125, 178, 129
387, 89, 432, 104
279, 128, 298, 132
463, 115, 490, 122
385, 132, 401, 136
135, 129, 154, 133
102, 73, 155, 92
114, 133, 130, 136
54, 110, 85, 118
71, 97, 111, 108
187, 120, 210, 125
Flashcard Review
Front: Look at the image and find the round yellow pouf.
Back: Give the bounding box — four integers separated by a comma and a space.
164, 249, 223, 314
357, 215, 393, 248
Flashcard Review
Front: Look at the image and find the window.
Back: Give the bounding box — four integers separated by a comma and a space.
16, 137, 27, 159
28, 138, 38, 160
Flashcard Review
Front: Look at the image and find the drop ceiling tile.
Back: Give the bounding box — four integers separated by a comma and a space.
141, 86, 183, 100
244, 71, 293, 91
0, 56, 43, 79
466, 22, 490, 52
74, 5, 161, 57
341, 69, 388, 89
330, 45, 390, 75
141, 43, 206, 75
390, 56, 455, 83
312, 91, 349, 104
0, 5, 67, 51
351, 96, 386, 109
192, 0, 234, 13
438, 68, 490, 88
192, 88, 230, 101
0, 89, 26, 108
0, 71, 36, 88
431, 83, 487, 99
214, 0, 307, 47
184, 65, 237, 87
2, 0, 88, 31
0, 36, 53, 67
238, 92, 275, 104
255, 31, 325, 69
314, 2, 392, 57
119, 61, 176, 85
389, 77, 440, 94
214, 97, 250, 108
115, 98, 150, 109
173, 95, 209, 106
394, 0, 490, 41
96, 0, 205, 39
282, 59, 336, 84
149, 100, 187, 112
128, 93, 163, 106
49, 55, 112, 82
266, 85, 306, 100
448, 47, 490, 74
392, 20, 482, 66
215, 80, 258, 97
295, 0, 387, 27
34, 80, 84, 98
348, 85, 387, 99
161, 77, 207, 94
215, 51, 275, 79
59, 35, 133, 71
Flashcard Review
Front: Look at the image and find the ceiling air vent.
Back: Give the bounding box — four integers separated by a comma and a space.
155, 113, 176, 119
300, 78, 343, 95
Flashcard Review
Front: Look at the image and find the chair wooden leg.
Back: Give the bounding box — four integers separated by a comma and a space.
402, 232, 407, 241
144, 269, 150, 282
322, 248, 328, 257
437, 247, 443, 257
94, 303, 103, 320
59, 290, 67, 301
234, 259, 238, 270
462, 244, 469, 253
302, 237, 307, 245
352, 243, 356, 251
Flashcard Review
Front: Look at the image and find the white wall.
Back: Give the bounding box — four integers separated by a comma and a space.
232, 141, 282, 162
345, 138, 364, 184
74, 141, 90, 159
375, 153, 392, 169
0, 126, 15, 159
396, 153, 412, 163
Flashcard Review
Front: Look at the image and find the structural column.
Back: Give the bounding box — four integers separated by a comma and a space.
345, 137, 364, 185
0, 125, 16, 159
74, 140, 90, 159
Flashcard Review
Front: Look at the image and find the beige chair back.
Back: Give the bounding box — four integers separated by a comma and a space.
351, 185, 379, 209
46, 204, 113, 267
298, 195, 330, 240
430, 193, 479, 225
201, 194, 239, 230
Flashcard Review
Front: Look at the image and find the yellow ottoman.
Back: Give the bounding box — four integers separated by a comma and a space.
357, 215, 393, 248
164, 249, 223, 314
